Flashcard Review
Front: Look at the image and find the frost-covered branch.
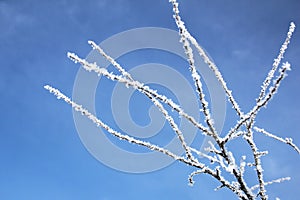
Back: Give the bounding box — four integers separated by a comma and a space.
257, 22, 296, 103
250, 177, 291, 192
169, 5, 254, 197
244, 130, 267, 200
224, 62, 292, 143
67, 53, 195, 161
85, 41, 212, 137
252, 62, 291, 114
45, 85, 251, 199
188, 167, 249, 200
169, 0, 243, 118
254, 127, 300, 154
44, 1, 299, 199
169, 0, 217, 139
44, 85, 199, 167
88, 40, 134, 81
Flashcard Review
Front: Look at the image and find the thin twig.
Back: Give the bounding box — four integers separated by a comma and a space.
86, 41, 212, 136
68, 53, 196, 161
254, 127, 300, 154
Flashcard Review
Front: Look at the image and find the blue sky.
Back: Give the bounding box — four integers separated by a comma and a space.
1, 0, 300, 199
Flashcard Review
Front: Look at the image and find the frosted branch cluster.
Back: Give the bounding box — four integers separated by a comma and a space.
45, 1, 299, 199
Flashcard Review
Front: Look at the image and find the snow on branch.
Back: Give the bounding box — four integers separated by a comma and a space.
244, 130, 267, 199
256, 62, 291, 109
224, 62, 292, 144
250, 177, 291, 192
67, 52, 195, 161
44, 1, 299, 199
88, 40, 134, 81
169, 0, 243, 117
85, 41, 212, 137
44, 85, 196, 166
254, 127, 300, 154
257, 22, 296, 103
169, 0, 217, 139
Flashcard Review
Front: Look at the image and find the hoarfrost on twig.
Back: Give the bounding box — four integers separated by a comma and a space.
257, 22, 295, 103
44, 85, 199, 166
250, 177, 291, 192
44, 1, 299, 199
254, 127, 300, 154
68, 52, 196, 161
